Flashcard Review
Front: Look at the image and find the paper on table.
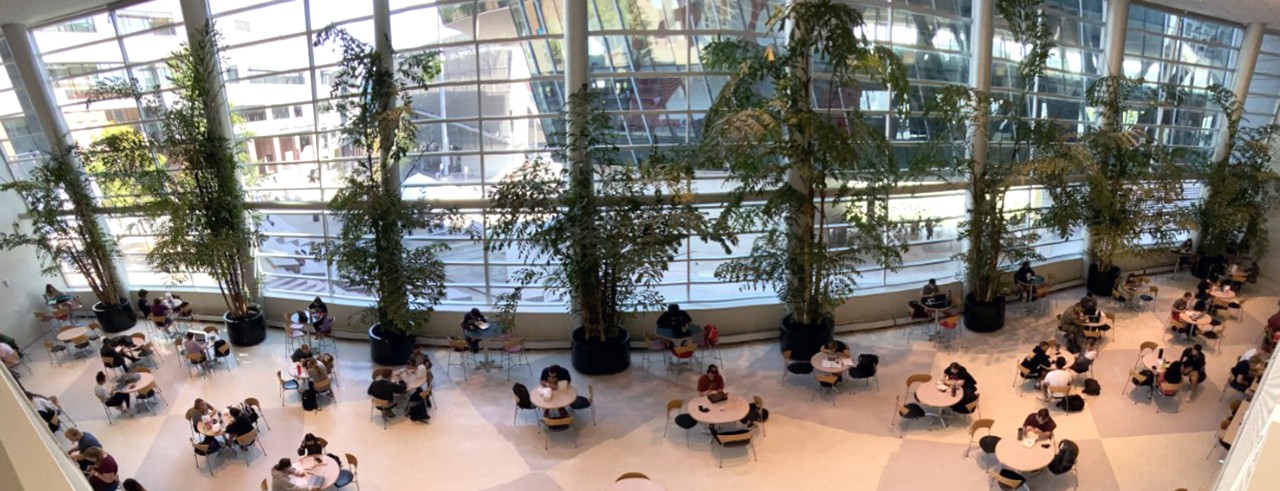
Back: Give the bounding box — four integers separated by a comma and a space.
1021, 437, 1037, 448
821, 360, 841, 369
476, 322, 490, 330
536, 387, 553, 400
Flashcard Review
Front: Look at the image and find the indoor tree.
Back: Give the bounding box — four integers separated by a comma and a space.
85, 21, 262, 342
921, 0, 1059, 330
0, 149, 133, 330
310, 26, 456, 364
487, 88, 713, 374
1032, 76, 1190, 294
698, 0, 909, 353
1192, 86, 1280, 262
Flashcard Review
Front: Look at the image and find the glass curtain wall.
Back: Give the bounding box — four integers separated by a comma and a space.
1244, 32, 1280, 128
8, 0, 1252, 309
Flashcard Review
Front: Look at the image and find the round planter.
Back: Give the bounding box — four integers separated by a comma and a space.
571, 326, 631, 375
93, 300, 136, 333
963, 293, 1006, 333
369, 323, 415, 366
1086, 264, 1120, 296
778, 314, 834, 363
225, 309, 266, 347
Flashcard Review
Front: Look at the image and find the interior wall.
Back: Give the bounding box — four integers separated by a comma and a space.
0, 186, 67, 350
0, 368, 92, 490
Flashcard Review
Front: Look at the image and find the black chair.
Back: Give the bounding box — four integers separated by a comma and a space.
674, 413, 698, 446
512, 383, 537, 425
891, 396, 927, 438
849, 354, 880, 391
979, 435, 1001, 455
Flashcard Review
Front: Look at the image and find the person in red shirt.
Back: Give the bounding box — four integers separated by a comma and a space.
84, 447, 119, 491
1266, 300, 1280, 337
697, 364, 725, 396
1022, 409, 1057, 440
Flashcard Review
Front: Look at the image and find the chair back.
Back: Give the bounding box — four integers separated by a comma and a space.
276, 371, 290, 385
245, 398, 262, 410
704, 324, 720, 347
131, 333, 146, 342
314, 378, 332, 393
44, 340, 56, 350
193, 442, 210, 455
969, 418, 995, 435
137, 382, 157, 397
1048, 385, 1071, 398
815, 373, 839, 386
588, 384, 595, 403
260, 478, 268, 491
372, 368, 392, 380
714, 427, 755, 445
989, 470, 1024, 489
1139, 341, 1158, 353
203, 325, 219, 334
616, 472, 649, 481
513, 383, 534, 408
130, 366, 152, 374
235, 428, 259, 446
1129, 369, 1149, 385
503, 338, 525, 353
666, 399, 684, 416
673, 344, 697, 358
964, 398, 981, 414
216, 343, 231, 356
544, 414, 574, 429
371, 397, 391, 409
73, 335, 90, 347
345, 453, 359, 471
100, 356, 116, 368
448, 337, 469, 351
88, 322, 102, 331
1149, 286, 1159, 296
905, 373, 931, 388
150, 315, 167, 324
781, 350, 793, 363
186, 352, 205, 364
753, 395, 765, 409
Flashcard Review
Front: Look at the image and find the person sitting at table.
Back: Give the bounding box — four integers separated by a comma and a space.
1040, 358, 1073, 395
311, 311, 333, 338
187, 398, 214, 428
26, 391, 61, 431
407, 345, 432, 369
540, 364, 572, 389
45, 283, 74, 305
1021, 343, 1052, 378
367, 375, 407, 417
306, 359, 330, 391
656, 303, 693, 338
296, 433, 329, 457
821, 340, 850, 357
697, 364, 726, 396
83, 447, 120, 491
1196, 277, 1216, 299
1245, 260, 1261, 285
99, 341, 137, 370
1228, 357, 1257, 393
308, 296, 328, 316
1071, 339, 1098, 374
290, 344, 314, 363
183, 333, 207, 359
1180, 344, 1207, 392
1080, 292, 1098, 317
64, 428, 101, 471
149, 297, 172, 334
1266, 300, 1280, 339
1014, 261, 1037, 302
270, 457, 318, 491
1172, 291, 1193, 319
1158, 360, 1185, 395
1058, 302, 1085, 341
224, 406, 254, 440
1022, 409, 1057, 440
461, 308, 488, 352
921, 279, 947, 307
944, 362, 977, 390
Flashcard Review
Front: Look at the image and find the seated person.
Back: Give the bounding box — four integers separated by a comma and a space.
1159, 361, 1185, 395
64, 428, 101, 471
821, 340, 850, 357
1180, 344, 1207, 391
1228, 358, 1257, 392
1022, 409, 1057, 440
183, 333, 207, 360
1021, 343, 1052, 378
27, 391, 61, 431
407, 345, 432, 370
366, 376, 407, 415
1071, 339, 1098, 374
270, 458, 309, 491
1014, 261, 1037, 302
150, 298, 172, 327
921, 279, 947, 307
1172, 292, 1193, 320
224, 407, 255, 440
99, 343, 136, 369
290, 344, 314, 363
697, 364, 726, 396
1058, 302, 1084, 339
84, 447, 120, 491
1040, 358, 1073, 395
45, 283, 73, 305
656, 303, 693, 337
1079, 292, 1098, 317
539, 364, 572, 389
1196, 277, 1216, 298
187, 398, 214, 428
944, 362, 977, 391
296, 433, 329, 457
1176, 238, 1193, 255
93, 371, 132, 415
312, 312, 334, 337
460, 308, 488, 352
306, 359, 330, 390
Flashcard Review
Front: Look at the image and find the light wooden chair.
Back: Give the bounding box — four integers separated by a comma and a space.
663, 399, 684, 437
964, 418, 995, 457
312, 378, 334, 410
337, 453, 359, 489
245, 397, 271, 431
542, 414, 577, 449
1122, 369, 1154, 403
1045, 385, 1072, 410
989, 468, 1028, 490
616, 472, 649, 481
501, 337, 531, 381
233, 428, 265, 465
371, 367, 392, 380
446, 337, 475, 380
712, 426, 758, 468
1135, 341, 1158, 369
135, 382, 167, 414
779, 350, 796, 386
193, 441, 217, 476
904, 373, 931, 400
43, 340, 68, 366
370, 397, 392, 429
811, 373, 840, 405
1155, 381, 1185, 413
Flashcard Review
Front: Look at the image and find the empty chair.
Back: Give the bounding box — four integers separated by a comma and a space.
641, 333, 668, 378
569, 384, 596, 425
213, 341, 234, 370
276, 371, 300, 404
1045, 385, 1072, 410
668, 343, 698, 374
312, 378, 335, 410
750, 395, 769, 437
988, 467, 1028, 490
44, 340, 68, 366
616, 472, 649, 481
1134, 341, 1158, 369
512, 383, 538, 425
71, 335, 93, 358
904, 373, 931, 400
369, 397, 393, 429
233, 428, 265, 465
663, 399, 692, 442
542, 413, 577, 449
811, 373, 840, 405
134, 382, 167, 414
335, 453, 359, 489
501, 337, 531, 381
891, 395, 927, 438
711, 426, 758, 468
447, 337, 475, 379
964, 418, 995, 458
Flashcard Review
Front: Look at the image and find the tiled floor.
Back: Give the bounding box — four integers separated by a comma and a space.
15, 273, 1265, 491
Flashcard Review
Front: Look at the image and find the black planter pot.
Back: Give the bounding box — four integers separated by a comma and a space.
778, 314, 834, 362
963, 293, 1006, 333
93, 300, 137, 333
369, 323, 415, 366
225, 309, 266, 347
1086, 264, 1120, 296
571, 327, 631, 375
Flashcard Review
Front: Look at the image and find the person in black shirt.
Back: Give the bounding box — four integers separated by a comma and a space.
136, 289, 151, 317
944, 362, 978, 392
461, 308, 488, 352
1180, 344, 1207, 391
1021, 343, 1052, 378
1228, 359, 1255, 392
99, 342, 137, 369
539, 364, 572, 389
290, 344, 314, 363
224, 407, 254, 440
1079, 293, 1098, 317
367, 377, 407, 416
308, 297, 328, 315
656, 304, 693, 337
1014, 261, 1037, 302
296, 433, 328, 456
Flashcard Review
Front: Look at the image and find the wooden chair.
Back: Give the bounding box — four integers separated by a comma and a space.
370, 397, 392, 429
32, 311, 56, 332
336, 453, 359, 489
779, 350, 796, 386
1122, 369, 1154, 403
371, 367, 392, 380
811, 373, 840, 405
663, 399, 685, 437
213, 342, 234, 371
43, 340, 68, 366
86, 322, 102, 342
542, 414, 577, 449
1155, 381, 1185, 413
616, 472, 649, 481
446, 337, 475, 379
101, 356, 125, 377
668, 343, 698, 374
641, 333, 667, 378
277, 371, 300, 405
712, 427, 758, 468
50, 396, 76, 427
988, 468, 1028, 490
501, 337, 531, 381
904, 373, 931, 400
71, 335, 93, 358
1045, 385, 1071, 410
135, 382, 167, 414
245, 397, 271, 431
964, 418, 995, 457
233, 428, 265, 465
185, 351, 209, 378
193, 441, 217, 476
1135, 341, 1158, 369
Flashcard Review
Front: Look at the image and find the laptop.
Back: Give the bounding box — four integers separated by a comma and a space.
708, 392, 728, 403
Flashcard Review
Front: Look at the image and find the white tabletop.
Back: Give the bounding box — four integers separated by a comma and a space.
1141, 353, 1173, 374
530, 386, 578, 410
1182, 312, 1214, 326
56, 327, 89, 341
197, 409, 233, 437
1222, 400, 1251, 447
914, 382, 963, 407
119, 372, 155, 394
686, 394, 750, 425
289, 363, 310, 380
293, 455, 340, 489
995, 438, 1056, 472
809, 352, 854, 374
1209, 289, 1237, 299
1044, 350, 1076, 370
609, 478, 668, 491
393, 367, 429, 389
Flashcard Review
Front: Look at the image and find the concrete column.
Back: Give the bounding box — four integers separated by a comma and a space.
564, 0, 589, 98
968, 0, 993, 167
1210, 23, 1265, 163
372, 0, 399, 187
1103, 0, 1130, 77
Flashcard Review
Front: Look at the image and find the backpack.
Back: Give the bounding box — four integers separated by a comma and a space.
1057, 394, 1085, 412
301, 389, 318, 411
408, 394, 430, 422
1083, 378, 1101, 396
1048, 439, 1079, 474
704, 324, 720, 347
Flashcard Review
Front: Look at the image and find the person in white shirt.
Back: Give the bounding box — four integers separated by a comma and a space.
1040, 357, 1073, 398
0, 342, 19, 369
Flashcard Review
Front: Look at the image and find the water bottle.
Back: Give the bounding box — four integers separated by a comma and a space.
1157, 348, 1164, 360
951, 384, 957, 397
1018, 427, 1025, 440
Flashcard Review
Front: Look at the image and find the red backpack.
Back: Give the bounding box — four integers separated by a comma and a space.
704, 324, 720, 347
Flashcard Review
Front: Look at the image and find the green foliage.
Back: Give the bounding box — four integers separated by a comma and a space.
311, 26, 454, 335
1194, 86, 1280, 259
488, 88, 715, 341
921, 0, 1061, 302
698, 0, 910, 324
1031, 76, 1191, 272
0, 150, 124, 307
84, 21, 259, 319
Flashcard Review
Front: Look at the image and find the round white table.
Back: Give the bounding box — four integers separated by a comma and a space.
1182, 312, 1214, 327
393, 367, 429, 389
56, 327, 89, 342
686, 394, 749, 425
530, 386, 578, 410
289, 362, 310, 380
995, 438, 1055, 472
1044, 349, 1076, 370
1141, 352, 1173, 375
609, 478, 668, 491
294, 455, 340, 489
914, 382, 963, 408
197, 409, 233, 437
810, 352, 853, 374
119, 372, 155, 394
1208, 289, 1237, 299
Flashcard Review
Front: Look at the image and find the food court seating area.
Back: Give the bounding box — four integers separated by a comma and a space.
3, 273, 1275, 490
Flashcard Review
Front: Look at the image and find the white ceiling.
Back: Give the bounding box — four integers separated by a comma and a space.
0, 0, 1276, 36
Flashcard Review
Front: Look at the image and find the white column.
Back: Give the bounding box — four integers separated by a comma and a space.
177, 0, 235, 149
564, 0, 589, 98
1211, 22, 1265, 163
371, 0, 401, 188
968, 0, 993, 166
1103, 0, 1130, 77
